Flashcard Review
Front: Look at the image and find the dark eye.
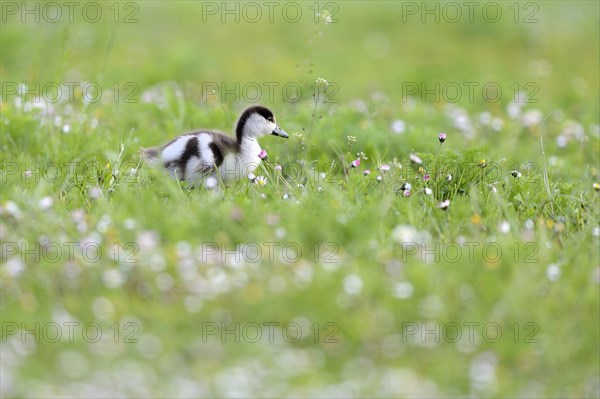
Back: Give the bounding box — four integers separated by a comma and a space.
267, 116, 274, 122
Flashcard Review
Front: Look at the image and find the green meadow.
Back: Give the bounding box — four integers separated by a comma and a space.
1, 1, 599, 397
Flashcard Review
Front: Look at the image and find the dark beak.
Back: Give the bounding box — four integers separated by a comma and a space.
271, 126, 289, 138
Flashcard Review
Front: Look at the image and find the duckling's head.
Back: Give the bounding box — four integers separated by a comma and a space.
236, 106, 289, 141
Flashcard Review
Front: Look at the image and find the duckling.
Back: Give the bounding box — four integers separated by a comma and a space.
142, 106, 288, 185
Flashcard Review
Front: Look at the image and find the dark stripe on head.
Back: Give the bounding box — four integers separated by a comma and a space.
236, 106, 275, 142
209, 142, 224, 167
177, 136, 199, 180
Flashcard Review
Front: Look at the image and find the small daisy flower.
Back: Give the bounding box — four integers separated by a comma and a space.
594, 182, 600, 191
437, 199, 450, 210
390, 119, 406, 134
380, 164, 391, 173
546, 264, 561, 282
230, 207, 244, 221
446, 174, 452, 181
275, 164, 282, 171
499, 221, 510, 234
424, 187, 432, 195
478, 159, 487, 168
511, 170, 522, 178
254, 176, 267, 187
351, 158, 361, 168
317, 186, 323, 192
89, 186, 102, 199
248, 173, 256, 183
376, 175, 383, 182
400, 182, 412, 191
39, 196, 53, 209
403, 189, 411, 197
363, 169, 371, 176
282, 194, 290, 200
2, 201, 22, 219
258, 149, 268, 160
265, 213, 280, 225
438, 132, 447, 143
423, 174, 430, 182
409, 153, 423, 165
205, 176, 218, 189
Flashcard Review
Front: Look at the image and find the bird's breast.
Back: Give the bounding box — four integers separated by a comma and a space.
218, 140, 261, 181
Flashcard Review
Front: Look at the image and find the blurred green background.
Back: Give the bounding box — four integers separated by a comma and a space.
1, 1, 599, 397
2, 1, 598, 107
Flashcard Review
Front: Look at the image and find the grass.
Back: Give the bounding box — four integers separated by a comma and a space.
1, 1, 599, 398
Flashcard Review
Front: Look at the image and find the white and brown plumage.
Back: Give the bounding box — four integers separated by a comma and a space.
142, 106, 288, 185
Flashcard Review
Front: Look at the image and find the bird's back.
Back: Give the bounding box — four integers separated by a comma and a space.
142, 129, 239, 183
